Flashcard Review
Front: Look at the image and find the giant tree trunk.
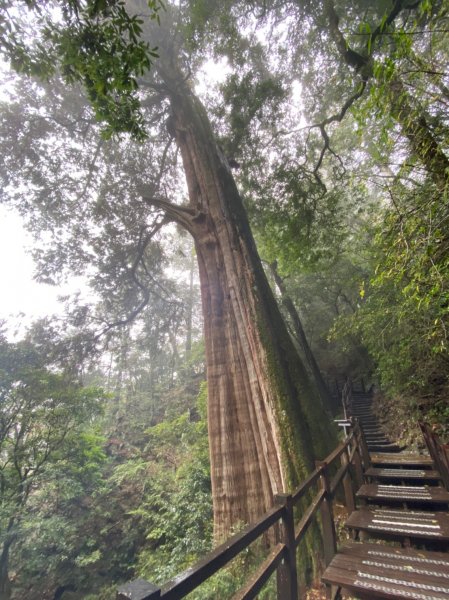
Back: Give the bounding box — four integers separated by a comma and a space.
269, 262, 333, 414
153, 68, 337, 539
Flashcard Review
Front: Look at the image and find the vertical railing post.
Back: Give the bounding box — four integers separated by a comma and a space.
275, 493, 298, 600
354, 419, 372, 470
341, 445, 356, 514
350, 427, 365, 488
348, 379, 353, 416
117, 579, 161, 600
316, 462, 337, 567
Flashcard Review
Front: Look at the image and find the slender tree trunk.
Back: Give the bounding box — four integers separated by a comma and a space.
0, 525, 14, 600
112, 329, 130, 418
185, 248, 195, 358
155, 69, 337, 539
0, 551, 11, 600
269, 262, 333, 413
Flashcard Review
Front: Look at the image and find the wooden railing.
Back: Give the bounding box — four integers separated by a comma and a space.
341, 378, 353, 421
117, 421, 369, 600
419, 421, 449, 490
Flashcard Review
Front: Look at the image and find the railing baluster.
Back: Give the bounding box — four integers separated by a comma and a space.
275, 493, 298, 600
116, 430, 365, 600
341, 446, 356, 514
355, 419, 372, 470
351, 428, 365, 489
315, 462, 337, 567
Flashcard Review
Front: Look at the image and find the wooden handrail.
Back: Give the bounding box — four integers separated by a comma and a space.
117, 421, 365, 600
419, 421, 449, 490
291, 464, 323, 504
325, 429, 354, 465
161, 504, 284, 600
294, 488, 326, 546
232, 543, 286, 600
330, 461, 350, 495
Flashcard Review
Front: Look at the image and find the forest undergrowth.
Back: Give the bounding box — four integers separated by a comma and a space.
1, 0, 449, 598
372, 391, 449, 448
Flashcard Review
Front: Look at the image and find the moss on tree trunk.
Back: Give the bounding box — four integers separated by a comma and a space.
155, 69, 337, 540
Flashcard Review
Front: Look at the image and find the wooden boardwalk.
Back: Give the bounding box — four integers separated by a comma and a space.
117, 382, 449, 600
322, 388, 449, 600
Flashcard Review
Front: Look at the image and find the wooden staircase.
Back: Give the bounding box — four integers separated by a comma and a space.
350, 390, 403, 453
117, 380, 449, 600
322, 388, 449, 599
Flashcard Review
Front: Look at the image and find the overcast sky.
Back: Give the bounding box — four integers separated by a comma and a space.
0, 56, 303, 339
0, 207, 75, 336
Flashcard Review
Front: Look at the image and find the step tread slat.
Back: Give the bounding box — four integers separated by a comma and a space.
322, 542, 449, 600
365, 467, 441, 481
345, 507, 449, 540
357, 483, 449, 504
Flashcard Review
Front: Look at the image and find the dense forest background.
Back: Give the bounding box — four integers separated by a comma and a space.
0, 0, 448, 598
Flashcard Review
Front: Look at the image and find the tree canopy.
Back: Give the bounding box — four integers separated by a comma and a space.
0, 0, 448, 597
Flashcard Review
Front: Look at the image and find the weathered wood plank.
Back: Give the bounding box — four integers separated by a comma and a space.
294, 488, 325, 547
329, 462, 349, 496
345, 507, 449, 542
338, 541, 449, 563
356, 483, 449, 505
370, 453, 434, 468
322, 542, 449, 600
365, 467, 441, 481
291, 466, 322, 504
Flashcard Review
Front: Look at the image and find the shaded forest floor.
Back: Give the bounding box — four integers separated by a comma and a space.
372, 390, 449, 448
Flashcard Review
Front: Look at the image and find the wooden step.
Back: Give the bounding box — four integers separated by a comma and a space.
365, 440, 392, 446
365, 438, 399, 448
357, 483, 449, 505
322, 541, 449, 599
365, 467, 441, 482
346, 507, 449, 542
367, 444, 403, 453
366, 440, 391, 445
370, 453, 434, 468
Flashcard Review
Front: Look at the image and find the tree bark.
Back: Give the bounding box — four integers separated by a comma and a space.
269, 262, 333, 413
159, 68, 337, 539
0, 526, 14, 600
185, 249, 195, 358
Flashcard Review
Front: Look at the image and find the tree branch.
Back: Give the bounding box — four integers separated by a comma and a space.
311, 82, 367, 180
324, 0, 369, 71
370, 0, 408, 50
92, 214, 185, 340
75, 139, 104, 204
141, 195, 199, 232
